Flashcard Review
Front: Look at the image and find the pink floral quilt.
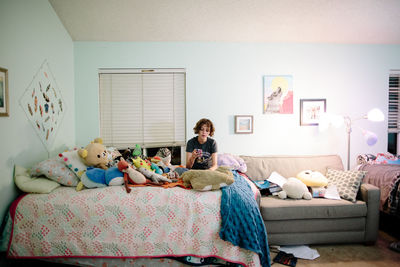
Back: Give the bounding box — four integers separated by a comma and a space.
7, 186, 259, 266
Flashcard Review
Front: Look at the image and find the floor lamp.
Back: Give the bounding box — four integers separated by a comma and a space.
319, 108, 384, 170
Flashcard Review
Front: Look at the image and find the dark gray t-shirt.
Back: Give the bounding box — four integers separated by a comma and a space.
186, 137, 218, 169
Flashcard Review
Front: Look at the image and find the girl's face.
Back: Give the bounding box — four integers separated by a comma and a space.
198, 124, 210, 139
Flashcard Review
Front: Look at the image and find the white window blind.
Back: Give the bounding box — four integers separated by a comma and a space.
99, 69, 186, 149
388, 70, 400, 133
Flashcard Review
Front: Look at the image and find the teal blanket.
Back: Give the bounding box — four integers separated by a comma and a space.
220, 171, 271, 267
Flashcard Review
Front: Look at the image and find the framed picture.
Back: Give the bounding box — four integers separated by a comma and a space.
235, 115, 253, 134
0, 67, 9, 117
263, 75, 293, 114
300, 99, 326, 126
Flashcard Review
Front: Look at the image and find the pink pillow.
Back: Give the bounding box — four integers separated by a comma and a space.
31, 158, 79, 186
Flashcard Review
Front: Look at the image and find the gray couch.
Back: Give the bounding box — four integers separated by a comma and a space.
240, 155, 380, 246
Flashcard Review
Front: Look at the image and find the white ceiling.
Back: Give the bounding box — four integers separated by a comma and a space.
49, 0, 400, 44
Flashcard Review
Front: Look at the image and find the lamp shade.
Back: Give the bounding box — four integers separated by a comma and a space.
362, 130, 378, 146
367, 108, 384, 122
318, 113, 330, 132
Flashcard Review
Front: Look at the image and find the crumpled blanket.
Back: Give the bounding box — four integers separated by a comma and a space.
359, 164, 400, 211
220, 171, 271, 267
388, 177, 400, 216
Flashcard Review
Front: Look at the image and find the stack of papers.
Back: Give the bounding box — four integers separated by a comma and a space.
279, 245, 320, 260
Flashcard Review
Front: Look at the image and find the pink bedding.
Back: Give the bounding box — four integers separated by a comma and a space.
7, 186, 259, 266
359, 164, 400, 210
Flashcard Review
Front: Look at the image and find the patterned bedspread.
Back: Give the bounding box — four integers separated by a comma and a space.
7, 185, 260, 266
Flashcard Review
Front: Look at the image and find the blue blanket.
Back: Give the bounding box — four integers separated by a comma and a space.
220, 171, 271, 267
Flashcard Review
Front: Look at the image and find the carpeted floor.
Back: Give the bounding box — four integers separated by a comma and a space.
1, 230, 399, 266
270, 231, 400, 267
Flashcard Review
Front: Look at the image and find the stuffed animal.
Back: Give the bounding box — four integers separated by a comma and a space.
150, 162, 163, 174
278, 178, 312, 200
137, 167, 172, 184
132, 157, 152, 171
296, 170, 328, 187
77, 166, 124, 191
182, 166, 235, 191
156, 147, 172, 166
78, 138, 110, 170
117, 159, 146, 193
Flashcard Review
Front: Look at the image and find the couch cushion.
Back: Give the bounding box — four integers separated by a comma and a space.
266, 217, 365, 233
240, 155, 344, 181
260, 196, 367, 220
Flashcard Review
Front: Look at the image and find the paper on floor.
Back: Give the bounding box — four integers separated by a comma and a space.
279, 245, 320, 260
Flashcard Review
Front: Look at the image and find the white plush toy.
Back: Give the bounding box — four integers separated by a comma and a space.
278, 177, 312, 200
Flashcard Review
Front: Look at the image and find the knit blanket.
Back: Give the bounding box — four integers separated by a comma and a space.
220, 171, 271, 267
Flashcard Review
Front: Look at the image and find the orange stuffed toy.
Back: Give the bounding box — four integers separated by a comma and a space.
117, 159, 146, 193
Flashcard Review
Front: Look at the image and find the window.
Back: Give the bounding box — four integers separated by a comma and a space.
99, 69, 186, 155
388, 70, 400, 154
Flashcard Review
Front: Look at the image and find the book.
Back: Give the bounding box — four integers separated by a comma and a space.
310, 187, 326, 198
268, 183, 282, 193
253, 180, 270, 190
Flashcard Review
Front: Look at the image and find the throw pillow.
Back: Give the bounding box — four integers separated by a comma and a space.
14, 165, 60, 194
30, 158, 79, 186
326, 168, 367, 202
59, 149, 87, 178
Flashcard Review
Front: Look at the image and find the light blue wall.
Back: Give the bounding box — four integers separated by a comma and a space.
75, 42, 400, 167
0, 0, 75, 223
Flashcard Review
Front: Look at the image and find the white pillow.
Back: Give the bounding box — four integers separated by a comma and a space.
59, 149, 87, 178
15, 165, 60, 193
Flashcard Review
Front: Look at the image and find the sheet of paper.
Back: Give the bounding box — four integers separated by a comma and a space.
324, 184, 341, 200
279, 245, 320, 260
267, 171, 287, 187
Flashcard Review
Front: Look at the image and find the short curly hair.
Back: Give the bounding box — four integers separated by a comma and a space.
193, 118, 215, 137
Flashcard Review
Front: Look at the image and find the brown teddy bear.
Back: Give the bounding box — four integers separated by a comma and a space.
78, 138, 110, 170
182, 166, 235, 191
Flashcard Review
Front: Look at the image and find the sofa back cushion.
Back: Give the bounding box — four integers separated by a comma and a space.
239, 155, 344, 181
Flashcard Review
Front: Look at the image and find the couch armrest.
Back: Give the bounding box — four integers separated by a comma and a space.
359, 183, 380, 244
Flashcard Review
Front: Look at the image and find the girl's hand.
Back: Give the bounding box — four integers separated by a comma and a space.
192, 149, 200, 159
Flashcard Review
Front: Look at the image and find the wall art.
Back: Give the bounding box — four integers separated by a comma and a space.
235, 115, 253, 134
300, 99, 326, 126
19, 60, 66, 151
263, 75, 293, 114
0, 67, 9, 117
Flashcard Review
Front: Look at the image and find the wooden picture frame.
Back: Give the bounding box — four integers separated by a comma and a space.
235, 115, 253, 134
0, 67, 9, 117
300, 99, 326, 126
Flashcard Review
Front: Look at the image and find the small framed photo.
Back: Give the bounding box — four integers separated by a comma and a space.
0, 67, 9, 117
300, 99, 326, 126
235, 115, 253, 134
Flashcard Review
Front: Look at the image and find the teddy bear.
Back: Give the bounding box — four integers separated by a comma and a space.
278, 177, 312, 200
181, 166, 235, 191
78, 138, 110, 170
